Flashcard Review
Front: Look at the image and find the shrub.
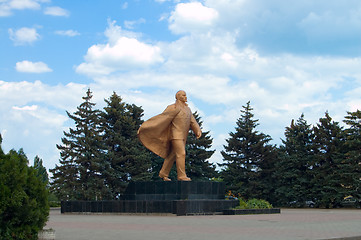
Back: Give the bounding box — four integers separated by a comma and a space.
48, 193, 61, 207
236, 198, 248, 209
246, 199, 273, 209
0, 146, 49, 240
235, 198, 273, 209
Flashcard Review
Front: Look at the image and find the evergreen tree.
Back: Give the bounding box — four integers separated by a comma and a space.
274, 114, 314, 206
185, 111, 217, 181
124, 103, 153, 181
101, 92, 152, 197
342, 110, 361, 200
219, 101, 276, 200
311, 112, 347, 208
0, 134, 3, 156
50, 151, 79, 200
33, 155, 49, 185
50, 89, 107, 200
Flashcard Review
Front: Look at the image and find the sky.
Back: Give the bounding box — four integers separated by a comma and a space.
1, 0, 361, 172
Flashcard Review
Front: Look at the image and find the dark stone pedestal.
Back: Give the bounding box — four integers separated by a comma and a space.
123, 181, 226, 200
61, 181, 238, 216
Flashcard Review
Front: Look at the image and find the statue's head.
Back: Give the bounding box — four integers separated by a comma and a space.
175, 90, 187, 103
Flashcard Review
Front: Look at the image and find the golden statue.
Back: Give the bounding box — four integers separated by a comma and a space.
138, 90, 202, 181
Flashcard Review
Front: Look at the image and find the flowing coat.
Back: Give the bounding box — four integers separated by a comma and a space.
137, 103, 201, 159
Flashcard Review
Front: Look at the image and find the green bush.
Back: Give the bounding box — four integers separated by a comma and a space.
235, 198, 273, 209
0, 144, 49, 240
246, 199, 273, 209
235, 198, 248, 209
48, 193, 61, 207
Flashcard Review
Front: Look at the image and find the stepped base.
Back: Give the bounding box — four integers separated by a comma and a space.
61, 181, 238, 215
61, 199, 238, 216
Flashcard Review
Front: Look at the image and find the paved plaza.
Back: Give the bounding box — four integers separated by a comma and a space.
45, 208, 361, 240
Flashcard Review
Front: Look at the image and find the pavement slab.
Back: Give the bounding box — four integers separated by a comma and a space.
45, 208, 361, 240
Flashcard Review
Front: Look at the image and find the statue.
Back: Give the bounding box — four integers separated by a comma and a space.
138, 90, 202, 181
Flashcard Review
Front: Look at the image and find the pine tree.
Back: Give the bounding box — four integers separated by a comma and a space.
33, 156, 49, 186
342, 110, 361, 200
50, 151, 79, 200
124, 103, 153, 181
0, 134, 3, 156
101, 92, 152, 197
50, 89, 107, 200
219, 101, 276, 200
311, 112, 347, 208
274, 114, 314, 206
185, 111, 217, 181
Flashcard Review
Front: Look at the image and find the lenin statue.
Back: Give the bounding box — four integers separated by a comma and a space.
137, 90, 202, 181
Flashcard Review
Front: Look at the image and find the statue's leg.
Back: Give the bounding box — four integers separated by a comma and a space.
159, 148, 176, 180
173, 139, 191, 181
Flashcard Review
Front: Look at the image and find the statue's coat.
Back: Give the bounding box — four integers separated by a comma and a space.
138, 103, 200, 159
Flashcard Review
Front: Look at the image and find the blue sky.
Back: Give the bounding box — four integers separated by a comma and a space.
1, 0, 361, 171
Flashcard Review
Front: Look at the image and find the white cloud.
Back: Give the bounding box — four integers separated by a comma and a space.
12, 105, 38, 111
104, 19, 141, 42
208, 0, 361, 55
0, 0, 48, 16
161, 31, 252, 76
44, 6, 69, 17
169, 2, 219, 34
124, 18, 146, 29
15, 60, 52, 73
0, 80, 86, 111
121, 2, 128, 9
0, 79, 87, 170
76, 20, 163, 76
8, 27, 40, 45
9, 0, 43, 9
0, 4, 11, 17
55, 30, 80, 37
11, 104, 66, 126
298, 10, 361, 43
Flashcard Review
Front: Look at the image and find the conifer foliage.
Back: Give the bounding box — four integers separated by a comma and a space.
220, 101, 276, 200
51, 89, 107, 200
274, 114, 314, 206
186, 112, 217, 180
101, 92, 152, 198
343, 110, 361, 200
50, 89, 152, 200
311, 112, 347, 207
33, 156, 49, 185
273, 111, 361, 207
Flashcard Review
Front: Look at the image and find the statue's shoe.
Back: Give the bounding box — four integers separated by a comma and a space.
159, 175, 171, 181
177, 177, 191, 181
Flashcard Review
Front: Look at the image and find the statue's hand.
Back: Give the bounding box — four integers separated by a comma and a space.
196, 131, 202, 139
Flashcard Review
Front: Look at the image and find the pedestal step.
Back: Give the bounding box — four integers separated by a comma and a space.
61, 181, 238, 216
61, 199, 239, 216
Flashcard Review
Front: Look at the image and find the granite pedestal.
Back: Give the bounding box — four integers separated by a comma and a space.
61, 181, 238, 216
